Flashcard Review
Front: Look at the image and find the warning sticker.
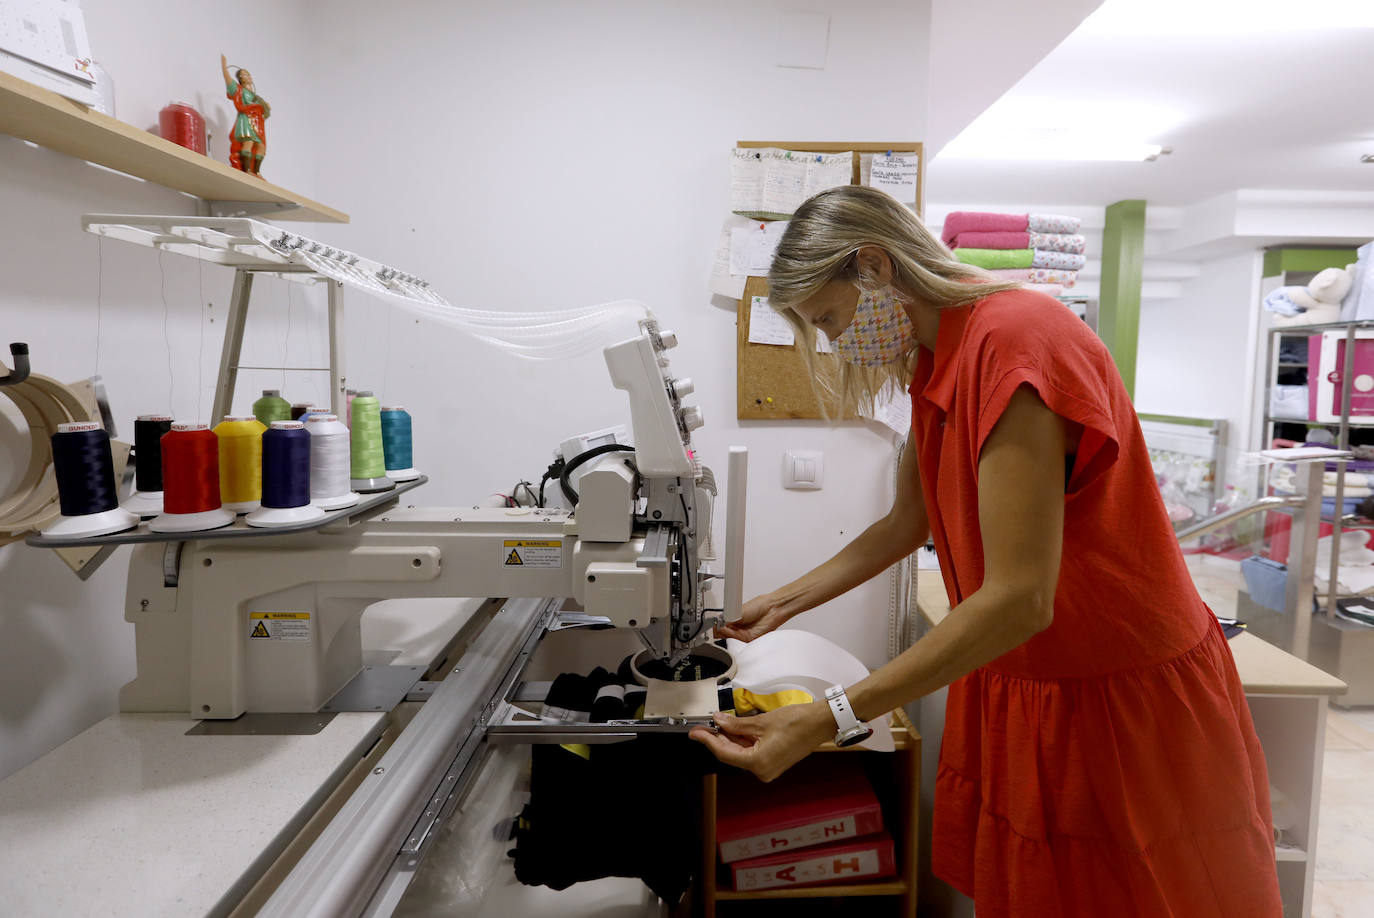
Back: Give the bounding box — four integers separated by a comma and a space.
502, 539, 561, 569
249, 612, 312, 641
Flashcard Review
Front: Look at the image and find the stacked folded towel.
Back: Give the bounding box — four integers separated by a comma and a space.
942, 211, 1086, 290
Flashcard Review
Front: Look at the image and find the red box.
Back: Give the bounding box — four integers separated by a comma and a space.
716, 756, 883, 864
731, 833, 896, 891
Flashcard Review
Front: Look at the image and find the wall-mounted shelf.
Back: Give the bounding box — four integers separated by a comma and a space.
0, 69, 347, 223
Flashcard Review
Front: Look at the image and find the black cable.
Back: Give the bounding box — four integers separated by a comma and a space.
537, 456, 566, 508
559, 443, 634, 506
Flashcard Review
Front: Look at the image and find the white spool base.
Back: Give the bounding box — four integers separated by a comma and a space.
222, 499, 260, 514
246, 504, 327, 528
121, 490, 164, 518
351, 476, 395, 493
386, 467, 420, 482
41, 506, 139, 539
148, 507, 236, 533
312, 492, 360, 511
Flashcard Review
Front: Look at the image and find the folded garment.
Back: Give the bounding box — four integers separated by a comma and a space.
941, 211, 1081, 247
986, 268, 1032, 281
1030, 268, 1077, 287
1322, 471, 1370, 487
1028, 213, 1082, 235
1024, 283, 1065, 296
951, 231, 1030, 250
1033, 250, 1087, 271
954, 247, 1033, 269
1029, 232, 1087, 254
1325, 484, 1373, 497
1264, 288, 1305, 317
941, 212, 1028, 246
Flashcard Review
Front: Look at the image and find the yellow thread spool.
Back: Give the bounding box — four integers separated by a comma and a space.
214, 416, 267, 513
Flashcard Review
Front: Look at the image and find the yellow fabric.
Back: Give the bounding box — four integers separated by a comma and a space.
560, 743, 591, 760
731, 687, 813, 714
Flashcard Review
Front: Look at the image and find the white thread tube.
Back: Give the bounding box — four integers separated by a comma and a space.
305, 414, 351, 501
724, 446, 748, 623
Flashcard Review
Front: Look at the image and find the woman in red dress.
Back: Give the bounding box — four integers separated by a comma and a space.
690, 185, 1281, 917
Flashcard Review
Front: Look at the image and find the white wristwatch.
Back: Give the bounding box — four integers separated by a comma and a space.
825, 684, 874, 748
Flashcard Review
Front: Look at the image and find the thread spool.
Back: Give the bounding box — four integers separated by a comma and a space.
122, 414, 173, 517
380, 406, 419, 481
290, 402, 312, 421
344, 389, 357, 428
299, 405, 328, 422
213, 416, 266, 513
41, 422, 138, 538
252, 389, 291, 426
247, 421, 326, 527
349, 391, 394, 493
305, 413, 359, 510
149, 423, 235, 532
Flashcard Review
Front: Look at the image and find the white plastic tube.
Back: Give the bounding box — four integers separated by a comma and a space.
724, 446, 748, 623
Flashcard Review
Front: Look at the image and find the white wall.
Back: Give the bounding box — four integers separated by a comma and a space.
0, 0, 327, 779
1134, 251, 1263, 465
0, 0, 934, 777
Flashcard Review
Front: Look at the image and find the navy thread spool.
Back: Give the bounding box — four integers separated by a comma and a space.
42, 421, 138, 538
380, 405, 419, 481
123, 414, 174, 517
246, 420, 325, 528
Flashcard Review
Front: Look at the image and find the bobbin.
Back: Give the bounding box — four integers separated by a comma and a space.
304, 413, 359, 510
380, 404, 419, 481
122, 414, 174, 517
40, 422, 139, 539
148, 423, 236, 533
349, 390, 395, 493
215, 415, 266, 514
247, 420, 326, 528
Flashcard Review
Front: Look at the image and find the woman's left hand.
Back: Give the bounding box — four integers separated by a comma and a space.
689, 702, 835, 782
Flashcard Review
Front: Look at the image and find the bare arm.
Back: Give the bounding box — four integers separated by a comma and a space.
718, 439, 929, 640
220, 53, 232, 86
695, 384, 1067, 779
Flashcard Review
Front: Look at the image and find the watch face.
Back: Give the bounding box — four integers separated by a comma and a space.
835, 726, 873, 748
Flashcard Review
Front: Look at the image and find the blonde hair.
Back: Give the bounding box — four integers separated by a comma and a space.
768, 185, 1019, 418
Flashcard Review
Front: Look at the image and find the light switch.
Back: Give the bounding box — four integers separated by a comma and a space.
783, 449, 823, 490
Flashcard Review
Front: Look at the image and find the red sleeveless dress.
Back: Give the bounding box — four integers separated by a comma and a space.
910, 290, 1281, 917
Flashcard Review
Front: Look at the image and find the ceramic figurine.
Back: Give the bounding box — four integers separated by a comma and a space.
220, 53, 271, 177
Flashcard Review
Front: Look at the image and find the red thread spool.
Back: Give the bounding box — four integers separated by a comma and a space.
161, 423, 222, 513
159, 102, 207, 154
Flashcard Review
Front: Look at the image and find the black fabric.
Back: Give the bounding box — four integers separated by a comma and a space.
510, 656, 725, 901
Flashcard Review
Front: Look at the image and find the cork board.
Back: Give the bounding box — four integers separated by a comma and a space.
733, 141, 923, 420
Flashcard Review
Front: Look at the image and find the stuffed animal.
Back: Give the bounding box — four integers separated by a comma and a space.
1270, 266, 1356, 327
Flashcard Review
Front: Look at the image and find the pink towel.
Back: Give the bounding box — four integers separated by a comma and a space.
940, 212, 1028, 247
951, 231, 1030, 250
1024, 283, 1065, 296
986, 269, 1033, 281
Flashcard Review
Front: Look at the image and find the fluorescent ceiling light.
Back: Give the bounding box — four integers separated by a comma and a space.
941, 136, 1163, 162
1078, 0, 1374, 36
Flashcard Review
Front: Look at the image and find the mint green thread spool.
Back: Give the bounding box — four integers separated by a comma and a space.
349, 391, 394, 493
252, 389, 291, 426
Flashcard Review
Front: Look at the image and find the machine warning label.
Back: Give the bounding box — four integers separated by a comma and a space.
249, 612, 312, 641
502, 539, 561, 568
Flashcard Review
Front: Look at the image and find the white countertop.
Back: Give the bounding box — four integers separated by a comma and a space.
0, 711, 386, 917
915, 574, 1347, 697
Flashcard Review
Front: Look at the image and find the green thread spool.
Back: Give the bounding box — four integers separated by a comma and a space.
349, 391, 394, 492
252, 389, 291, 426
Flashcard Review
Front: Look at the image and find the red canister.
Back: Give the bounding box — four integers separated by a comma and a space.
159, 102, 206, 154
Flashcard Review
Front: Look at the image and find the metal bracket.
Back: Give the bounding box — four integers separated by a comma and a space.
207, 199, 300, 218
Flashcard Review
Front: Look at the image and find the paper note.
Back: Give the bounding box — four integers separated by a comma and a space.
869, 153, 919, 204
711, 215, 756, 299
873, 387, 911, 437
730, 148, 768, 215
815, 330, 833, 353
748, 296, 795, 346
732, 148, 854, 217
762, 153, 808, 217
730, 220, 789, 277
803, 152, 852, 198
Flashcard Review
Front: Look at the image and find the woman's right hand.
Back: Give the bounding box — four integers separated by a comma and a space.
716, 594, 789, 642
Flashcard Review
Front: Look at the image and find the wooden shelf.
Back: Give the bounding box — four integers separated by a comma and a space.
0, 69, 347, 223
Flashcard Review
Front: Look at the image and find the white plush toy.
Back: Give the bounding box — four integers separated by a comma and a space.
1270, 266, 1356, 327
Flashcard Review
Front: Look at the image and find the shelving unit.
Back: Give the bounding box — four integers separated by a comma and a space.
0, 69, 346, 223
695, 710, 920, 917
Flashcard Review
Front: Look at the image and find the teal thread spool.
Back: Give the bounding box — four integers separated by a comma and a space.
349, 391, 394, 492
380, 406, 419, 481
252, 389, 291, 426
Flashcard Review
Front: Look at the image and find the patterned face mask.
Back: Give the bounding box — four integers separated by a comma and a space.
830, 284, 916, 368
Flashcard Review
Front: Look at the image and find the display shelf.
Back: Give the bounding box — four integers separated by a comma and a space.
25, 476, 426, 548
697, 710, 920, 917
1263, 415, 1374, 427
0, 70, 347, 223
1275, 845, 1308, 863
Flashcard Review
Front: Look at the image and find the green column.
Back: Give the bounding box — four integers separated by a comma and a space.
1098, 199, 1146, 399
